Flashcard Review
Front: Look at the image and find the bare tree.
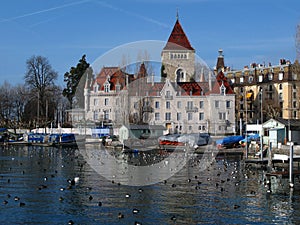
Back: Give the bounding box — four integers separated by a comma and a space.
24, 55, 58, 127
136, 50, 153, 77
0, 81, 14, 126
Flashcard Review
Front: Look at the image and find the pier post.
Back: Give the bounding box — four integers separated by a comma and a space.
267, 142, 272, 171
260, 134, 263, 162
289, 143, 294, 188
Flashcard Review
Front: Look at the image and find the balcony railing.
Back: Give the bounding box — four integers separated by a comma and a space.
142, 106, 153, 112
165, 95, 173, 100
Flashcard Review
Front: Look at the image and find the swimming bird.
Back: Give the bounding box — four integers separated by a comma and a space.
132, 208, 140, 214
118, 212, 124, 219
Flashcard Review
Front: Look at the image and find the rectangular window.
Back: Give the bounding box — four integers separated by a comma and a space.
219, 112, 226, 120
104, 84, 110, 92
116, 84, 120, 92
166, 90, 171, 98
104, 98, 109, 106
93, 111, 98, 120
177, 112, 181, 121
226, 101, 231, 108
104, 110, 109, 120
279, 101, 283, 108
155, 101, 160, 109
199, 101, 204, 109
199, 112, 204, 120
155, 113, 160, 121
94, 99, 98, 106
166, 101, 170, 109
188, 112, 193, 121
187, 101, 193, 109
177, 101, 181, 109
165, 112, 171, 121
268, 93, 272, 100
215, 100, 219, 108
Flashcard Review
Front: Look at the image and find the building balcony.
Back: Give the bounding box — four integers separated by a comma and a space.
185, 107, 198, 112
142, 106, 154, 112
165, 95, 173, 100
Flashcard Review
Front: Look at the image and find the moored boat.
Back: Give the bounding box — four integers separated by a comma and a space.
216, 135, 244, 149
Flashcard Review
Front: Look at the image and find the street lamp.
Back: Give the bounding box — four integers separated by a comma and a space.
260, 87, 263, 161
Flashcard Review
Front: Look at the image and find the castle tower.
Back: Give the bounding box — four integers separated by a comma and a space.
161, 14, 195, 82
215, 49, 225, 75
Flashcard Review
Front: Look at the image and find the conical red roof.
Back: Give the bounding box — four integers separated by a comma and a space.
163, 19, 194, 51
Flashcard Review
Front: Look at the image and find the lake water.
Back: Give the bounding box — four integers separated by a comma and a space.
1, 145, 300, 224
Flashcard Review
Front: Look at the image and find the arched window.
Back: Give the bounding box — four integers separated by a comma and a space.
220, 83, 226, 95
176, 68, 186, 82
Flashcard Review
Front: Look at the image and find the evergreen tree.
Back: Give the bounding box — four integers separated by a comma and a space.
63, 55, 93, 108
161, 64, 167, 81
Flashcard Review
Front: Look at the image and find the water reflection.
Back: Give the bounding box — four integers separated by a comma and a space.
0, 145, 300, 224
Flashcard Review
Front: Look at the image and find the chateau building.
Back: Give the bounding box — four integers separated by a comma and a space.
83, 16, 236, 135
224, 57, 300, 133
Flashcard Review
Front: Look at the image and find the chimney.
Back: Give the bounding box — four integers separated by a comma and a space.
126, 74, 129, 87
200, 67, 205, 82
208, 71, 212, 91
151, 73, 154, 86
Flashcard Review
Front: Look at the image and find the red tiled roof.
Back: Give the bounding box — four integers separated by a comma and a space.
92, 67, 134, 91
177, 82, 205, 96
210, 71, 234, 94
127, 81, 209, 97
163, 19, 194, 51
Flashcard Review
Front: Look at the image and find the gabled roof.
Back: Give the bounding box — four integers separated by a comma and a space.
274, 118, 300, 129
210, 71, 234, 94
176, 82, 208, 96
127, 79, 209, 97
163, 19, 194, 51
92, 67, 135, 91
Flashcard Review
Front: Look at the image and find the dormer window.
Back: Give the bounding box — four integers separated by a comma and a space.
248, 76, 253, 83
240, 76, 244, 83
258, 73, 263, 82
220, 83, 226, 95
104, 82, 110, 93
268, 73, 273, 81
279, 72, 284, 81
115, 83, 121, 93
94, 84, 98, 92
166, 90, 170, 97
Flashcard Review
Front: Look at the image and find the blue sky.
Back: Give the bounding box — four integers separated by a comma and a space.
1, 0, 299, 85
